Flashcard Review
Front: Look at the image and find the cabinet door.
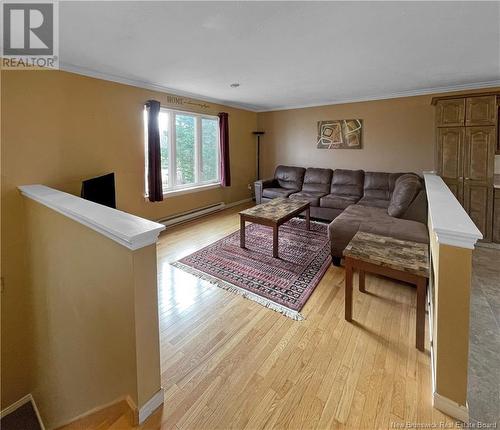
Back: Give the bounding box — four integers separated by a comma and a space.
463, 184, 493, 241
497, 103, 500, 154
437, 127, 464, 202
465, 96, 497, 126
464, 126, 495, 185
493, 190, 500, 243
436, 99, 465, 127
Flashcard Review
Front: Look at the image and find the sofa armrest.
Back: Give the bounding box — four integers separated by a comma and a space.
254, 178, 277, 204
401, 189, 428, 224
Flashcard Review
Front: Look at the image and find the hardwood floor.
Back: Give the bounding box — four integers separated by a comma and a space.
62, 203, 454, 429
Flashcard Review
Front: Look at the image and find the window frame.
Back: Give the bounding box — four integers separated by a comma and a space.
145, 107, 221, 197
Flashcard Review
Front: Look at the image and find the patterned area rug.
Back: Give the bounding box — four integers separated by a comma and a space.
172, 218, 331, 320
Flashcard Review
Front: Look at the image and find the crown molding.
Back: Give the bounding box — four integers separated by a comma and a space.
58, 63, 500, 113
59, 62, 261, 112
256, 80, 500, 112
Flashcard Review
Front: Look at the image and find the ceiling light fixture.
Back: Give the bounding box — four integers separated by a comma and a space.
230, 83, 240, 88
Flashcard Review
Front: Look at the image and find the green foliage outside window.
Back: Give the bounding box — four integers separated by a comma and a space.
176, 115, 195, 185
201, 118, 218, 182
160, 128, 169, 187
156, 111, 219, 190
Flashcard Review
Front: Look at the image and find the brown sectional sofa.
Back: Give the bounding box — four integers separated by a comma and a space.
254, 165, 429, 266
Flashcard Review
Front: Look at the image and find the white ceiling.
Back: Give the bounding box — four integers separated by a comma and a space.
60, 1, 500, 112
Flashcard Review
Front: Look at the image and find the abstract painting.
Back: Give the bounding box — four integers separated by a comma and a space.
317, 119, 363, 149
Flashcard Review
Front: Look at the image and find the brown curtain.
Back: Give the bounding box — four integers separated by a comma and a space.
218, 112, 231, 187
145, 100, 163, 202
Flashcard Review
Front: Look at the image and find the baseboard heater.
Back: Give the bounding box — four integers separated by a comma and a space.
158, 202, 225, 228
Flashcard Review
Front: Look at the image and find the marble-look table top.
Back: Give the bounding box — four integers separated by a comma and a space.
344, 231, 429, 278
240, 198, 309, 222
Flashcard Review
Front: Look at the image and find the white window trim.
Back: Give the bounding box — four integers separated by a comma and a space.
143, 182, 221, 200
144, 107, 221, 198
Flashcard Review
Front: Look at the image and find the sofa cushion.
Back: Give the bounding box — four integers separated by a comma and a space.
328, 204, 429, 259
262, 187, 298, 199
356, 197, 391, 209
359, 216, 429, 244
328, 204, 376, 254
311, 206, 343, 222
330, 169, 364, 198
388, 174, 422, 218
289, 191, 327, 207
275, 165, 306, 190
320, 194, 359, 210
302, 168, 333, 194
363, 172, 403, 200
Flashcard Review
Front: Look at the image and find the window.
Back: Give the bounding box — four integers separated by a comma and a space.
145, 108, 220, 195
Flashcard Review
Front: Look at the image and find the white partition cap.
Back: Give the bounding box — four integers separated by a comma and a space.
19, 185, 165, 250
423, 173, 482, 249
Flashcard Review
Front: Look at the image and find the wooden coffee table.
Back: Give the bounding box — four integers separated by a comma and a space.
239, 198, 310, 258
343, 231, 429, 351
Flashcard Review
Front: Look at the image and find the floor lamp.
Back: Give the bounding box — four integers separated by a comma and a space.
252, 131, 265, 180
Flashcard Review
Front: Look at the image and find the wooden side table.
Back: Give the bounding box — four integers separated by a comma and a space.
343, 232, 429, 351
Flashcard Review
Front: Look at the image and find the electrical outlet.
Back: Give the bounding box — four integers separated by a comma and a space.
247, 183, 253, 190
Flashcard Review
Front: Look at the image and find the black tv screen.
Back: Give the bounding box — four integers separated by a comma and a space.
81, 173, 116, 209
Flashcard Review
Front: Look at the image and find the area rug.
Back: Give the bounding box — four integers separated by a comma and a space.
172, 218, 331, 320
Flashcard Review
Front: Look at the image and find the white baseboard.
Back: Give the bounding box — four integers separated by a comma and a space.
224, 197, 253, 209
0, 394, 45, 430
3, 390, 164, 429
159, 197, 252, 228
125, 395, 137, 414
52, 395, 134, 429
9, 390, 164, 429
433, 392, 469, 422
0, 394, 32, 419
138, 388, 164, 425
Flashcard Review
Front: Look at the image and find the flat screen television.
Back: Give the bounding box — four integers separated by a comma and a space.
81, 173, 116, 209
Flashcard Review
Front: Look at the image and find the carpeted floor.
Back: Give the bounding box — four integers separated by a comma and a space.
173, 218, 331, 320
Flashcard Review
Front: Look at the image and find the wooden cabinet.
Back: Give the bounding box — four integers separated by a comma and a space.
464, 126, 495, 183
434, 93, 498, 242
493, 189, 500, 243
463, 127, 495, 240
463, 184, 493, 241
498, 104, 500, 154
465, 96, 497, 126
437, 127, 464, 202
436, 99, 465, 127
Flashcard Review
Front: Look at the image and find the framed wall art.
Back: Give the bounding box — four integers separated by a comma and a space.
317, 119, 363, 149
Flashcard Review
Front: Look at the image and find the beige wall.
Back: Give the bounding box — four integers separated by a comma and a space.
1, 69, 257, 411
132, 244, 162, 409
257, 89, 500, 177
429, 228, 472, 409
2, 69, 257, 222
22, 198, 161, 428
